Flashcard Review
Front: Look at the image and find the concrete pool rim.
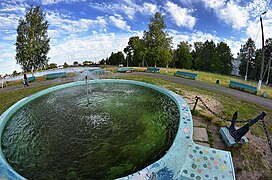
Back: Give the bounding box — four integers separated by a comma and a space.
0, 79, 235, 179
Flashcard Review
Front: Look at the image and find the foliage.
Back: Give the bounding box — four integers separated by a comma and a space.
63, 62, 69, 68
12, 70, 21, 76
83, 61, 93, 66
239, 37, 272, 83
47, 63, 57, 69
216, 42, 233, 75
173, 41, 193, 69
239, 38, 257, 80
192, 40, 233, 75
107, 51, 125, 65
143, 12, 172, 67
124, 36, 145, 67
15, 6, 50, 73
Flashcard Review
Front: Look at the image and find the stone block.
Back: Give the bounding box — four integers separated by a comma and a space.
220, 127, 249, 147
193, 127, 209, 142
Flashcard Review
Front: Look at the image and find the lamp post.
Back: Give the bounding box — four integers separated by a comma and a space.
266, 52, 272, 84
245, 47, 251, 81
258, 11, 267, 91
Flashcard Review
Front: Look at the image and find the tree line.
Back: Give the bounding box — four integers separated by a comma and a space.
15, 6, 271, 83
239, 38, 272, 83
104, 12, 234, 75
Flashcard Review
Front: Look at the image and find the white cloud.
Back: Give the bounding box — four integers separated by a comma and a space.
246, 0, 268, 18
246, 9, 272, 49
45, 11, 108, 37
0, 43, 21, 75
42, 0, 86, 5
202, 0, 249, 30
48, 32, 141, 66
90, 1, 158, 20
203, 0, 226, 9
140, 3, 158, 16
165, 1, 196, 29
219, 1, 249, 30
0, 14, 19, 30
109, 14, 131, 31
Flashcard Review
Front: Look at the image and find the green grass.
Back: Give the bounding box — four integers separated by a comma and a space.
129, 67, 272, 99
0, 85, 54, 114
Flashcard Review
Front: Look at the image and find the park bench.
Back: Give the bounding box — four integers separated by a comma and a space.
88, 68, 105, 75
117, 67, 134, 73
145, 67, 160, 73
229, 80, 257, 94
28, 76, 36, 82
174, 71, 198, 80
45, 72, 67, 79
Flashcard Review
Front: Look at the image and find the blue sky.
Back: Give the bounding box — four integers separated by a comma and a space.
0, 0, 271, 75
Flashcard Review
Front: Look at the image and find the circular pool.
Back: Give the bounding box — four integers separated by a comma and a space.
0, 79, 188, 179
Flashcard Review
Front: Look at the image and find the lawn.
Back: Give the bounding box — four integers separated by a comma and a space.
129, 67, 272, 99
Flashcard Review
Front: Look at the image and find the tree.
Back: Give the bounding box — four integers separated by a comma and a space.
15, 6, 50, 73
12, 70, 20, 76
216, 42, 233, 75
73, 61, 79, 66
48, 63, 57, 69
108, 51, 125, 65
174, 41, 193, 69
63, 62, 69, 68
83, 61, 93, 66
99, 59, 106, 65
239, 38, 256, 79
143, 12, 172, 67
263, 38, 272, 83
194, 40, 218, 72
124, 36, 145, 67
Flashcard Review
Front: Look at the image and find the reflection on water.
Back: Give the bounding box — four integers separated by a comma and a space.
2, 83, 179, 180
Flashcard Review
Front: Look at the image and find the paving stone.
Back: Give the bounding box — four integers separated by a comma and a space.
193, 127, 209, 142
194, 141, 211, 147
193, 116, 207, 128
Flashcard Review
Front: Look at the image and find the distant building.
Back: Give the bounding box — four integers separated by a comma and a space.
231, 57, 241, 76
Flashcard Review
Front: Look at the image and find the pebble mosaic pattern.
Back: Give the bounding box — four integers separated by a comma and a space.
0, 80, 235, 180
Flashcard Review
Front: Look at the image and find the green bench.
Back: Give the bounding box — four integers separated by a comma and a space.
174, 71, 198, 80
88, 68, 105, 75
117, 68, 134, 73
45, 72, 67, 79
145, 67, 160, 73
229, 80, 257, 94
28, 76, 35, 82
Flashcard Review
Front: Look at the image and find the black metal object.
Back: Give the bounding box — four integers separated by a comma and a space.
193, 96, 272, 153
227, 111, 266, 143
192, 96, 199, 112
194, 96, 251, 123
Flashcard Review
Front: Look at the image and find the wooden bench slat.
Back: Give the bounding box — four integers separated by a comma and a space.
45, 72, 67, 79
145, 67, 160, 73
117, 68, 134, 73
174, 71, 198, 80
229, 80, 257, 94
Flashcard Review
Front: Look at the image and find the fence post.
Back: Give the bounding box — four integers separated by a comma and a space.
193, 96, 199, 112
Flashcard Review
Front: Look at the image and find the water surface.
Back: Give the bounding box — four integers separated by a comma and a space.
2, 83, 179, 179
